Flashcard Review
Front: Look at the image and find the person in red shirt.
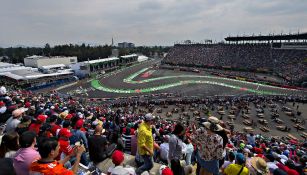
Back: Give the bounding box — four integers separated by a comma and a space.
30, 137, 85, 175
29, 115, 47, 134
49, 115, 61, 136
57, 128, 74, 160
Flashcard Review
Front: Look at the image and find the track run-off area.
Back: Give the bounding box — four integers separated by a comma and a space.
90, 60, 305, 96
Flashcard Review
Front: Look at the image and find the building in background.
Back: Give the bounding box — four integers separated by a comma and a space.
24, 55, 77, 68
70, 57, 120, 78
118, 42, 135, 48
0, 62, 74, 90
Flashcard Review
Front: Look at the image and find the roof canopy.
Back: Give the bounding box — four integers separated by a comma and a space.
225, 33, 307, 42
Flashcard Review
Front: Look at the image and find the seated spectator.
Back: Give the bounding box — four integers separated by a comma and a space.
248, 157, 269, 175
13, 131, 40, 175
29, 137, 85, 175
159, 165, 174, 175
107, 150, 136, 175
57, 127, 74, 160
224, 153, 249, 175
15, 115, 32, 136
221, 151, 236, 173
88, 125, 108, 164
0, 158, 16, 175
0, 101, 7, 114
29, 115, 47, 134
0, 132, 19, 158
5, 108, 25, 133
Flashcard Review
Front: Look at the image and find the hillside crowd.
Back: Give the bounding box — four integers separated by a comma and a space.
0, 85, 306, 175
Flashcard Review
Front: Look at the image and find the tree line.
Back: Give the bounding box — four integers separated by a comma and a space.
0, 43, 170, 64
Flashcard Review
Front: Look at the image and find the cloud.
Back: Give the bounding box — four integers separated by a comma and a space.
0, 0, 306, 47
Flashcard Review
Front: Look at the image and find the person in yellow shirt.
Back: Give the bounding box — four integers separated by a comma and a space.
136, 113, 154, 175
224, 153, 249, 175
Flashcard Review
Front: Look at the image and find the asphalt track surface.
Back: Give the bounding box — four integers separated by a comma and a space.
59, 59, 306, 99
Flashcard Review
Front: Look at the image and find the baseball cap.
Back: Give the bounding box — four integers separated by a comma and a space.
75, 119, 84, 128
144, 113, 154, 122
37, 115, 47, 123
12, 108, 26, 117
159, 165, 174, 175
236, 153, 246, 164
112, 150, 124, 166
58, 128, 72, 138
0, 101, 5, 107
65, 114, 73, 120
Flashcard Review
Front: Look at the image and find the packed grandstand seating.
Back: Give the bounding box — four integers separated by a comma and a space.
163, 44, 307, 85
0, 85, 307, 175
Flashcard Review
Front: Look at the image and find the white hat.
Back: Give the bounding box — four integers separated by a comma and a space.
202, 122, 223, 131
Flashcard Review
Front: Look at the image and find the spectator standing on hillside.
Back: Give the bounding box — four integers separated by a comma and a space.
169, 123, 185, 175
192, 121, 224, 175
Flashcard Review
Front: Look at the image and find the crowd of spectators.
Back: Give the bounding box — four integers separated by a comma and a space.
0, 85, 306, 175
163, 44, 307, 84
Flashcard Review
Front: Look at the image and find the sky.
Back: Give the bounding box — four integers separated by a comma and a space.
0, 0, 306, 47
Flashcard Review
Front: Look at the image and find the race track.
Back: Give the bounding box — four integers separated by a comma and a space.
59, 59, 307, 98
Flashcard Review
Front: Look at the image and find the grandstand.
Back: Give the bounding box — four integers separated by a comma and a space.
163, 33, 307, 87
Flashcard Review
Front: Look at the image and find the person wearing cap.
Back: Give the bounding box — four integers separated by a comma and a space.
136, 113, 154, 175
224, 153, 249, 175
209, 116, 230, 169
28, 115, 47, 134
57, 128, 74, 160
0, 101, 7, 114
5, 108, 25, 133
107, 150, 136, 175
88, 125, 108, 164
13, 131, 40, 175
70, 119, 88, 150
191, 120, 224, 175
159, 165, 174, 175
247, 157, 270, 175
29, 137, 85, 175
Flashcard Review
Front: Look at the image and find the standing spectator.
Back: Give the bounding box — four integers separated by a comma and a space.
224, 153, 249, 175
122, 123, 133, 154
192, 121, 224, 175
159, 135, 170, 164
29, 137, 85, 175
13, 131, 40, 175
0, 132, 20, 158
185, 138, 194, 166
136, 113, 154, 175
169, 123, 185, 175
246, 133, 256, 146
